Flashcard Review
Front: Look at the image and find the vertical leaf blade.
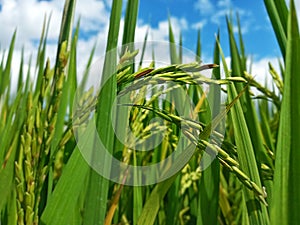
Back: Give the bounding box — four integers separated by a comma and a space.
271, 1, 300, 223
83, 1, 123, 224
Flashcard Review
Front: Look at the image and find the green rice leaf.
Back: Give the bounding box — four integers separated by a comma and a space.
0, 30, 16, 97
196, 31, 220, 225
195, 29, 201, 62
218, 37, 269, 225
270, 1, 300, 223
40, 148, 89, 225
168, 15, 179, 64
263, 0, 287, 58
34, 15, 50, 97
83, 0, 123, 224
138, 27, 149, 68
122, 0, 139, 53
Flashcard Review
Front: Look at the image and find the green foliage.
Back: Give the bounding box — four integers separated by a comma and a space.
0, 0, 298, 224
270, 1, 300, 224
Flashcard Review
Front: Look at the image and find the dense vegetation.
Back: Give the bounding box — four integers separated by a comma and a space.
0, 0, 299, 224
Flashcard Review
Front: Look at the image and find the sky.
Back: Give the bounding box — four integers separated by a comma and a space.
0, 0, 299, 89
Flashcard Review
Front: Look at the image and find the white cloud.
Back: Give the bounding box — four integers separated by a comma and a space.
217, 0, 232, 8
0, 0, 194, 92
194, 0, 214, 15
249, 57, 282, 87
103, 0, 113, 9
210, 7, 248, 26
191, 20, 207, 30
75, 0, 109, 32
149, 17, 188, 41
232, 22, 250, 34
193, 0, 251, 33
247, 57, 283, 97
0, 0, 110, 92
0, 0, 65, 91
0, 0, 63, 47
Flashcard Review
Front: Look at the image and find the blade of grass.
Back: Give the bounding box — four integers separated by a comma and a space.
34, 15, 51, 97
179, 31, 183, 63
49, 8, 78, 160
83, 0, 123, 224
46, 0, 77, 201
0, 30, 16, 97
0, 134, 18, 212
137, 145, 195, 225
56, 0, 76, 50
168, 16, 179, 64
263, 0, 288, 58
5, 187, 17, 225
270, 1, 300, 223
138, 27, 149, 68
227, 16, 273, 169
236, 13, 246, 69
218, 38, 269, 225
196, 31, 220, 225
121, 0, 139, 54
0, 90, 26, 220
17, 47, 24, 91
120, 1, 141, 223
40, 148, 89, 225
78, 41, 96, 93
195, 29, 201, 62
66, 19, 79, 116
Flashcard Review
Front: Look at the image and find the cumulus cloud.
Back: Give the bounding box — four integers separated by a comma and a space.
0, 0, 195, 92
193, 0, 251, 33
0, 0, 63, 47
0, 0, 113, 92
148, 17, 188, 41
250, 57, 282, 85
194, 0, 214, 15
217, 0, 232, 8
191, 20, 207, 30
75, 0, 109, 32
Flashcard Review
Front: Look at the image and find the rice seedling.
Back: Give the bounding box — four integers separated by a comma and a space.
0, 0, 299, 224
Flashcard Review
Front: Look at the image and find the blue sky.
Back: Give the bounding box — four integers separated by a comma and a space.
138, 0, 280, 60
0, 0, 299, 87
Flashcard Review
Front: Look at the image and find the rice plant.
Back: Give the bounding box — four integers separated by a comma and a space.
0, 0, 299, 224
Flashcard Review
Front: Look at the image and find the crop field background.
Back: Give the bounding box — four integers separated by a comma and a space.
0, 0, 299, 224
